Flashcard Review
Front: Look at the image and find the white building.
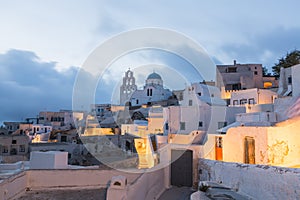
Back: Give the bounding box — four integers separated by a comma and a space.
164, 83, 245, 135
277, 64, 300, 97
129, 72, 173, 107
230, 88, 278, 106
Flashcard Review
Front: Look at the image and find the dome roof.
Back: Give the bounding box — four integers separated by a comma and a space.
147, 72, 162, 80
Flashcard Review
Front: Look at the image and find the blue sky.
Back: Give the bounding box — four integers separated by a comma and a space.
1, 0, 300, 123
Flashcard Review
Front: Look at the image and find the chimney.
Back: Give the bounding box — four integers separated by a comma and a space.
233, 60, 237, 65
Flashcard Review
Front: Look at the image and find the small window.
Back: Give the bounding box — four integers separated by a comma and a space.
189, 100, 193, 106
19, 145, 25, 152
165, 123, 169, 130
233, 100, 238, 105
12, 140, 17, 144
248, 98, 255, 105
198, 92, 202, 96
240, 99, 247, 105
136, 99, 139, 104
61, 136, 67, 142
288, 76, 292, 84
227, 67, 237, 73
218, 122, 227, 129
180, 122, 185, 130
2, 146, 8, 153
198, 121, 203, 127
216, 137, 223, 148
254, 71, 258, 75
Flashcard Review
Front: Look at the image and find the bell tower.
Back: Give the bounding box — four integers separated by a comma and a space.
120, 69, 137, 105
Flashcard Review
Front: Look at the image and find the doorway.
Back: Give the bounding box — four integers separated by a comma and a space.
244, 136, 255, 164
171, 149, 193, 187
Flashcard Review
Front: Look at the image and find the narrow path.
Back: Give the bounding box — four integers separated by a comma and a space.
158, 186, 195, 200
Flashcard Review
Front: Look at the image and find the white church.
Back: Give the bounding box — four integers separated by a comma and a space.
119, 69, 173, 106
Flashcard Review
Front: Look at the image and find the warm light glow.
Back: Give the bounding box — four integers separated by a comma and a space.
264, 82, 272, 88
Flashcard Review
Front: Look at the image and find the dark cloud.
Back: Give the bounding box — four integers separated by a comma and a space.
219, 27, 300, 71
0, 49, 78, 124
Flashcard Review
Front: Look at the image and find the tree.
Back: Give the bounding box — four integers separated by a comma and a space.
262, 66, 270, 76
272, 50, 300, 76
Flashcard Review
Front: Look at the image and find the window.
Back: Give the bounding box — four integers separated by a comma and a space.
240, 99, 247, 105
180, 122, 185, 130
12, 140, 17, 144
216, 137, 223, 148
37, 127, 39, 132
61, 136, 67, 142
254, 71, 258, 75
198, 121, 203, 127
248, 98, 255, 105
233, 100, 238, 105
147, 88, 153, 96
19, 145, 25, 152
189, 100, 193, 106
198, 92, 202, 96
165, 123, 169, 130
218, 122, 227, 129
288, 76, 292, 84
227, 67, 237, 73
2, 146, 8, 153
136, 99, 139, 104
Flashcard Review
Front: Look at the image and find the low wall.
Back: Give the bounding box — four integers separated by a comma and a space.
0, 169, 142, 200
107, 167, 168, 200
0, 172, 27, 200
0, 161, 23, 171
127, 167, 167, 200
199, 159, 300, 199
27, 169, 141, 189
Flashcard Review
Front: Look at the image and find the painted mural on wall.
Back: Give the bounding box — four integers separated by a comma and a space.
268, 140, 289, 164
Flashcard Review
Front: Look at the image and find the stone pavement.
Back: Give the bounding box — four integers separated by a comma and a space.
17, 188, 107, 200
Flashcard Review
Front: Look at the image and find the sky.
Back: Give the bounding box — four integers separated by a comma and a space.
1, 0, 300, 123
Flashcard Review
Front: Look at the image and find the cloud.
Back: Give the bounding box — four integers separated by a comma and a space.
0, 49, 78, 124
218, 26, 300, 71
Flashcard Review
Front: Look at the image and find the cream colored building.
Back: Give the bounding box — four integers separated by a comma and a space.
218, 117, 300, 167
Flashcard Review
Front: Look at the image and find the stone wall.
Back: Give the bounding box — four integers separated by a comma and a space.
198, 159, 300, 199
